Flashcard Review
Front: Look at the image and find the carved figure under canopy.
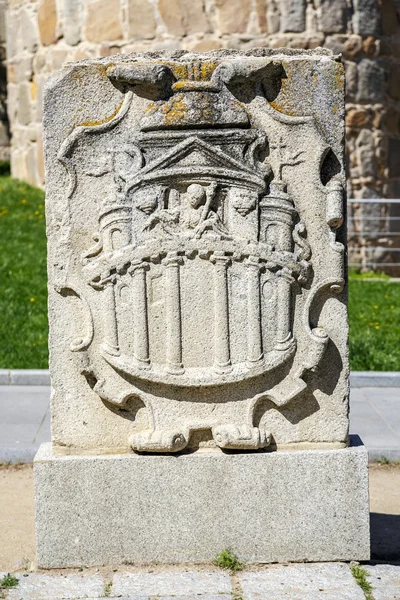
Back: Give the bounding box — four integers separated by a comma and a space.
50, 51, 347, 454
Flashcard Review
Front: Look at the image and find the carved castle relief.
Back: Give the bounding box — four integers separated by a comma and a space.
55, 54, 346, 453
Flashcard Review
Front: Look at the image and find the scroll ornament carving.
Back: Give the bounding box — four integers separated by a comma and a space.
57, 56, 345, 453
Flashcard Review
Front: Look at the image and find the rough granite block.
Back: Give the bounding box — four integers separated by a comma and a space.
34, 440, 369, 568
112, 572, 231, 596
239, 564, 366, 600
352, 0, 380, 36
87, 597, 230, 600
6, 574, 105, 600
365, 565, 400, 600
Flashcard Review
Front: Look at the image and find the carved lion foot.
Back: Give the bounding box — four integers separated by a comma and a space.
212, 424, 271, 450
129, 429, 188, 453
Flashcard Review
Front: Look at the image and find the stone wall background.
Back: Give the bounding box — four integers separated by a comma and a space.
0, 0, 9, 160
4, 0, 400, 270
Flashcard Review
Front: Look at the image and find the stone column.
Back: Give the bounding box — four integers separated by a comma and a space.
102, 275, 120, 356
164, 251, 184, 374
129, 260, 150, 368
275, 269, 293, 350
246, 255, 263, 366
211, 251, 231, 372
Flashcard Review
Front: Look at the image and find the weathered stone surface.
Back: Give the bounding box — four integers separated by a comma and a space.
50, 48, 68, 71
9, 56, 33, 83
34, 440, 369, 567
356, 129, 377, 178
324, 35, 345, 55
127, 0, 156, 40
352, 0, 381, 36
113, 572, 232, 596
187, 39, 224, 52
61, 0, 82, 46
85, 0, 122, 43
20, 7, 39, 53
159, 0, 210, 37
6, 574, 105, 600
280, 0, 306, 32
389, 137, 400, 177
267, 1, 280, 33
382, 107, 400, 134
346, 107, 371, 128
365, 565, 400, 600
34, 48, 369, 567
17, 82, 31, 125
240, 564, 366, 599
38, 0, 57, 46
343, 34, 363, 59
0, 1, 6, 45
356, 59, 386, 103
317, 0, 347, 33
158, 0, 184, 37
343, 60, 357, 100
36, 132, 44, 183
215, 0, 251, 34
255, 0, 268, 33
42, 49, 348, 454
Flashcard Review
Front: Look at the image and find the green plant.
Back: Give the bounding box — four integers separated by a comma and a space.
104, 581, 112, 597
213, 548, 244, 572
348, 279, 400, 370
378, 456, 390, 465
0, 573, 19, 589
0, 176, 48, 368
351, 565, 373, 600
349, 268, 390, 280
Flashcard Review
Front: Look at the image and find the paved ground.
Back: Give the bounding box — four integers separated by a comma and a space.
0, 563, 399, 599
0, 386, 50, 463
0, 385, 399, 463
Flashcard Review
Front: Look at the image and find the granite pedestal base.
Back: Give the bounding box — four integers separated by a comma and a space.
34, 438, 370, 568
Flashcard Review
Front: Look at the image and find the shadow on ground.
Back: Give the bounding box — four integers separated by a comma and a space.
371, 513, 400, 563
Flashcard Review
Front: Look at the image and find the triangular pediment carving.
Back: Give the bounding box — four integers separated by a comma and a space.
127, 136, 267, 192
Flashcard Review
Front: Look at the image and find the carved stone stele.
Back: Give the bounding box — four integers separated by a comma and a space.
36, 49, 370, 569
44, 49, 349, 454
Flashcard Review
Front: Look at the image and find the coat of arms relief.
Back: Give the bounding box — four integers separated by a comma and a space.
56, 55, 345, 453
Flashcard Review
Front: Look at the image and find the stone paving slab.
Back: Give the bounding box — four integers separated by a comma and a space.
112, 571, 232, 596
3, 565, 400, 600
365, 564, 400, 600
239, 563, 365, 600
6, 574, 105, 599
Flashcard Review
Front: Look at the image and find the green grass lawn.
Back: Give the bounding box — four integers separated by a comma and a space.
0, 175, 399, 371
0, 175, 48, 368
348, 276, 400, 371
